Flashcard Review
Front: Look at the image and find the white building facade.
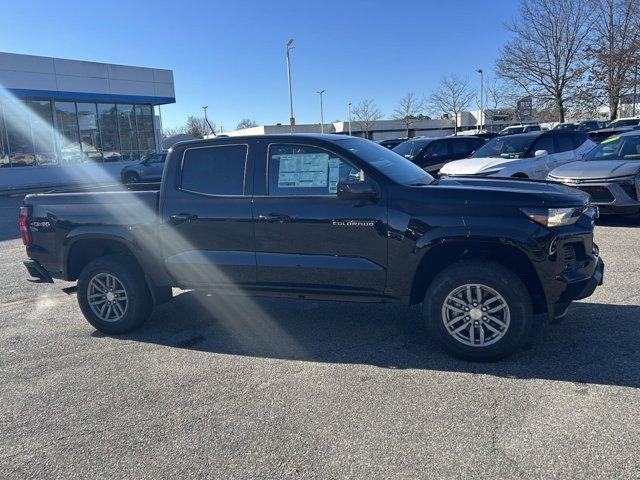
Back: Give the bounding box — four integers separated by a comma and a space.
0, 52, 175, 191
217, 118, 456, 140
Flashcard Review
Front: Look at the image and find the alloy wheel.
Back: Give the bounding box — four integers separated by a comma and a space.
441, 283, 510, 347
87, 273, 128, 322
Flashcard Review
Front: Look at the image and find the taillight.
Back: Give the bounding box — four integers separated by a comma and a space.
18, 206, 31, 245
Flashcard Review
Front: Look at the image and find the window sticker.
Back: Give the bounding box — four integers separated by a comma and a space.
328, 157, 341, 193
277, 153, 329, 188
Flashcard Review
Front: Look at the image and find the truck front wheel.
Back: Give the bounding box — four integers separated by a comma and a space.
77, 254, 152, 334
423, 260, 533, 361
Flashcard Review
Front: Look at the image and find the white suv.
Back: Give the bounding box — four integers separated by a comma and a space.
499, 124, 542, 135
439, 131, 596, 179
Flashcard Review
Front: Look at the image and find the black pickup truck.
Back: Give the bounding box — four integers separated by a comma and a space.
20, 134, 604, 361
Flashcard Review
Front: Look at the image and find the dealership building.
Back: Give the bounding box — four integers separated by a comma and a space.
0, 52, 175, 191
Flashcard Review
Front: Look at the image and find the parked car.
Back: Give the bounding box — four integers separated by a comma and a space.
20, 134, 603, 361
120, 152, 167, 184
439, 130, 596, 179
577, 120, 603, 132
553, 122, 578, 131
392, 136, 486, 174
499, 124, 542, 135
587, 118, 640, 143
548, 130, 640, 218
377, 138, 407, 149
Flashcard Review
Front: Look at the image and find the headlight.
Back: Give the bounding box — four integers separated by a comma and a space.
521, 207, 582, 227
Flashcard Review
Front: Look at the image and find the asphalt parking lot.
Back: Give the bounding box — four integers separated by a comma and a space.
1, 195, 639, 479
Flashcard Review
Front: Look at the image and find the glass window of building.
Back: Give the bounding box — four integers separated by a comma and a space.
77, 102, 102, 162
0, 103, 9, 168
117, 104, 138, 161
3, 97, 35, 167
97, 103, 121, 162
28, 99, 56, 166
54, 102, 82, 164
135, 105, 155, 157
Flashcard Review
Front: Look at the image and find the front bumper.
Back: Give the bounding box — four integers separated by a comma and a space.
549, 177, 640, 215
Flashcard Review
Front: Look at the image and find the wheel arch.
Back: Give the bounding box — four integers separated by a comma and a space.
64, 229, 171, 305
409, 240, 547, 314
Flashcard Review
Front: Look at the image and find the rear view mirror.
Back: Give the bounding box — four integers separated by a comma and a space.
534, 149, 548, 157
336, 177, 378, 201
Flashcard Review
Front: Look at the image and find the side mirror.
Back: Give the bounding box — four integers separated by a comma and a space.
336, 177, 378, 201
534, 149, 548, 157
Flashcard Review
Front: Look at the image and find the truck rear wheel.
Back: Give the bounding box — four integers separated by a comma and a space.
423, 260, 533, 361
77, 254, 152, 334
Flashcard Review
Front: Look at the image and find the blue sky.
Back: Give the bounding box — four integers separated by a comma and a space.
1, 0, 518, 131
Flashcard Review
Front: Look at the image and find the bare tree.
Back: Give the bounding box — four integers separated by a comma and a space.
586, 0, 640, 120
236, 118, 259, 130
185, 116, 216, 138
483, 79, 512, 129
429, 75, 475, 133
351, 99, 383, 139
162, 125, 186, 137
393, 92, 425, 136
496, 0, 593, 122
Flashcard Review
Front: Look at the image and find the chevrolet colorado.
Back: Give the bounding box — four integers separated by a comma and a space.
20, 134, 604, 361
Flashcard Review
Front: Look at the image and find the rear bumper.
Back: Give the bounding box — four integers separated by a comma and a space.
23, 259, 54, 283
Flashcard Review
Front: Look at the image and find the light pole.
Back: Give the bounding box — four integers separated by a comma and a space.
633, 60, 638, 117
476, 69, 484, 132
317, 90, 325, 133
348, 102, 352, 136
286, 38, 295, 132
202, 105, 214, 136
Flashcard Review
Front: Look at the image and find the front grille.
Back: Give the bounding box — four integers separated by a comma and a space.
619, 181, 638, 200
576, 185, 614, 203
563, 245, 576, 263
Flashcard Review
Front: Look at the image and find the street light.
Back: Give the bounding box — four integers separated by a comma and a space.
348, 102, 352, 136
476, 69, 484, 132
286, 38, 295, 132
202, 105, 215, 136
317, 90, 325, 133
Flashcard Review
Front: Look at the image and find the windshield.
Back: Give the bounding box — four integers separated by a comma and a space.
392, 139, 431, 160
584, 135, 640, 161
337, 137, 434, 185
471, 135, 535, 159
608, 119, 640, 128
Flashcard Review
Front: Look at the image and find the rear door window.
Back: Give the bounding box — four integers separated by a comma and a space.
451, 139, 475, 156
180, 144, 248, 195
555, 134, 575, 153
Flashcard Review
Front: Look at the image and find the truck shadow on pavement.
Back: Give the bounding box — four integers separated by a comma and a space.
111, 292, 640, 389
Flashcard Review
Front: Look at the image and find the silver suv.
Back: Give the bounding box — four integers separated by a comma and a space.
547, 131, 640, 218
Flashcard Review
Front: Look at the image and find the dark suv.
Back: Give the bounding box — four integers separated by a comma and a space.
392, 136, 486, 174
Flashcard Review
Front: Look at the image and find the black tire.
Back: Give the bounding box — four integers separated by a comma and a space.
77, 254, 152, 334
423, 260, 533, 361
124, 172, 140, 184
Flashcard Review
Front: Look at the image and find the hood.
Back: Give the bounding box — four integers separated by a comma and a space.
549, 160, 640, 180
433, 176, 589, 208
439, 156, 521, 175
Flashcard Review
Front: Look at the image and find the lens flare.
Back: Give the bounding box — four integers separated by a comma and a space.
2, 86, 305, 358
